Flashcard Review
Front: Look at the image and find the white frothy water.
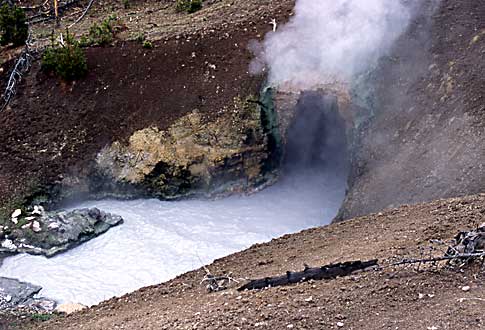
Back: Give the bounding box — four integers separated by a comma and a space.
0, 169, 346, 306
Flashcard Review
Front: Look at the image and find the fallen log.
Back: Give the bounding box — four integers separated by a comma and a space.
237, 259, 378, 291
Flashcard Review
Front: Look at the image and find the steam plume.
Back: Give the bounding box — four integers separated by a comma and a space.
251, 0, 419, 89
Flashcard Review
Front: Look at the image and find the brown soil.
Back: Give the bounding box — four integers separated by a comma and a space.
0, 0, 294, 216
6, 194, 484, 330
1, 1, 485, 329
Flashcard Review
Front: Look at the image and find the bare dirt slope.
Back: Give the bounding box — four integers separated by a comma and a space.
338, 0, 485, 220
8, 194, 484, 330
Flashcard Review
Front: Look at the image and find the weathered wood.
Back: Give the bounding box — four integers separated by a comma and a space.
237, 259, 378, 291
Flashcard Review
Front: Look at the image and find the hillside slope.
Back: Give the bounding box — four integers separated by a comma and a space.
0, 1, 484, 329
12, 193, 485, 330
338, 0, 485, 219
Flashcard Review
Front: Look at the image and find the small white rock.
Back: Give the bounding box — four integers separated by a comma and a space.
32, 205, 44, 216
48, 222, 60, 230
337, 322, 345, 327
304, 296, 313, 302
32, 221, 42, 233
21, 223, 32, 229
1, 239, 17, 250
11, 209, 21, 218
287, 325, 294, 329
462, 286, 471, 292
11, 217, 18, 225
25, 216, 36, 221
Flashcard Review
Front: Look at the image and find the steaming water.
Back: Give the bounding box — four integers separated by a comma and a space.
0, 91, 349, 306
0, 168, 346, 306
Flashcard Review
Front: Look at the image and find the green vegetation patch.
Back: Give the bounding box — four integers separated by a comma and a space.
0, 4, 28, 46
81, 15, 123, 47
176, 0, 203, 14
42, 30, 87, 81
142, 40, 153, 49
31, 313, 55, 322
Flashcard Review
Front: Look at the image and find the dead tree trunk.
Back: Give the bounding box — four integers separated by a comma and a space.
238, 259, 378, 291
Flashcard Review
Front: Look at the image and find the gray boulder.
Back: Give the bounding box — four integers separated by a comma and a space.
0, 277, 56, 312
0, 277, 41, 309
0, 208, 123, 257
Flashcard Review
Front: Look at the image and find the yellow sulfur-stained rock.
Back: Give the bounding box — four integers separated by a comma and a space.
95, 97, 276, 199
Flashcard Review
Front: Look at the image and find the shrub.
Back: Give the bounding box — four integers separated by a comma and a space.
42, 30, 87, 81
31, 313, 53, 322
176, 0, 202, 14
142, 40, 153, 49
82, 15, 122, 46
0, 4, 28, 46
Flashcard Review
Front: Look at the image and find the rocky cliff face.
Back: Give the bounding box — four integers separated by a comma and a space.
336, 0, 485, 220
80, 97, 278, 200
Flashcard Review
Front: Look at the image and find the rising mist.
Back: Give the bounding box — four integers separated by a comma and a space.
250, 0, 426, 89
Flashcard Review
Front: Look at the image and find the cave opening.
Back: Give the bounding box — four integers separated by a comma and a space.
283, 90, 350, 186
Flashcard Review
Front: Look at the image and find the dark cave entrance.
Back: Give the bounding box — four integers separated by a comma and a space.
284, 91, 350, 178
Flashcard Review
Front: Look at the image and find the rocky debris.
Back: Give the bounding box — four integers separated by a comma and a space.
0, 208, 123, 257
32, 205, 44, 216
0, 277, 41, 309
0, 277, 55, 312
55, 302, 87, 314
11, 209, 21, 225
0, 277, 57, 314
447, 223, 485, 256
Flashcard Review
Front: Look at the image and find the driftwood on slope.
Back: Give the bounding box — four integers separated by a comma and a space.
447, 224, 485, 257
391, 224, 485, 269
238, 259, 378, 291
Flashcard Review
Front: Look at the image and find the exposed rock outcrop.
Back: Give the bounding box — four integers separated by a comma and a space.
0, 277, 56, 313
90, 97, 278, 200
0, 277, 41, 310
0, 208, 123, 257
336, 1, 485, 220
270, 82, 353, 145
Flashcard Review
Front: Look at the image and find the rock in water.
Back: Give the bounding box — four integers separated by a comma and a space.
0, 277, 57, 312
0, 277, 41, 309
0, 208, 123, 257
